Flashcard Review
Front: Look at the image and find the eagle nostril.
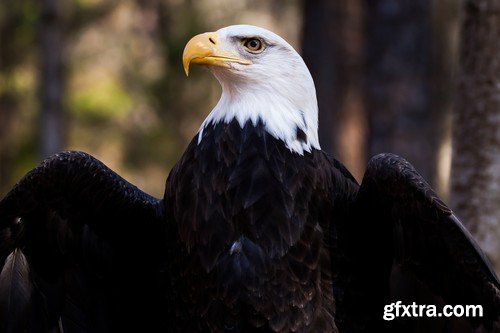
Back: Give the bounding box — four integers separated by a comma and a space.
209, 37, 216, 45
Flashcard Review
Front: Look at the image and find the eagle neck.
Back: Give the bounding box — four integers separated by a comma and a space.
197, 81, 320, 155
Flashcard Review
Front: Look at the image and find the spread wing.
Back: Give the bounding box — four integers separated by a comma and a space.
338, 153, 500, 332
0, 151, 168, 333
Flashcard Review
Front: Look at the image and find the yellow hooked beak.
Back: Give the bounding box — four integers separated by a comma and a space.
182, 32, 252, 76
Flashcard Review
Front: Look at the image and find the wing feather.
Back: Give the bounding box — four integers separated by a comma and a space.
339, 153, 500, 332
0, 249, 32, 333
0, 151, 167, 332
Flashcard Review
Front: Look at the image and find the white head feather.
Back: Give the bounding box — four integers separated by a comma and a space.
197, 25, 320, 155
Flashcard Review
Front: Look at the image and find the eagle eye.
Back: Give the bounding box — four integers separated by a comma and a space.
243, 38, 265, 53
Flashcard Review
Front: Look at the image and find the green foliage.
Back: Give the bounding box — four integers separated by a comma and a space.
68, 77, 132, 121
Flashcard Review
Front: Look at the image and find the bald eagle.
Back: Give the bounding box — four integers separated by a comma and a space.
0, 25, 498, 333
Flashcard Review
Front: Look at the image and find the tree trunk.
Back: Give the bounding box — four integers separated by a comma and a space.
301, 0, 344, 156
451, 0, 500, 275
39, 0, 64, 159
301, 0, 366, 180
363, 0, 438, 185
430, 0, 460, 201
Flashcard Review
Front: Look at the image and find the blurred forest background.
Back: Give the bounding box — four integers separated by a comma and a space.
0, 0, 498, 273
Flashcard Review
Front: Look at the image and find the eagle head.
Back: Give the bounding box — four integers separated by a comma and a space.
183, 25, 320, 155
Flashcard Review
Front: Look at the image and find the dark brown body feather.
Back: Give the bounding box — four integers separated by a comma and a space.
164, 120, 357, 332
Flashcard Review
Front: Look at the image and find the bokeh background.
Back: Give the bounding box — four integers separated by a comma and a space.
0, 0, 499, 274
